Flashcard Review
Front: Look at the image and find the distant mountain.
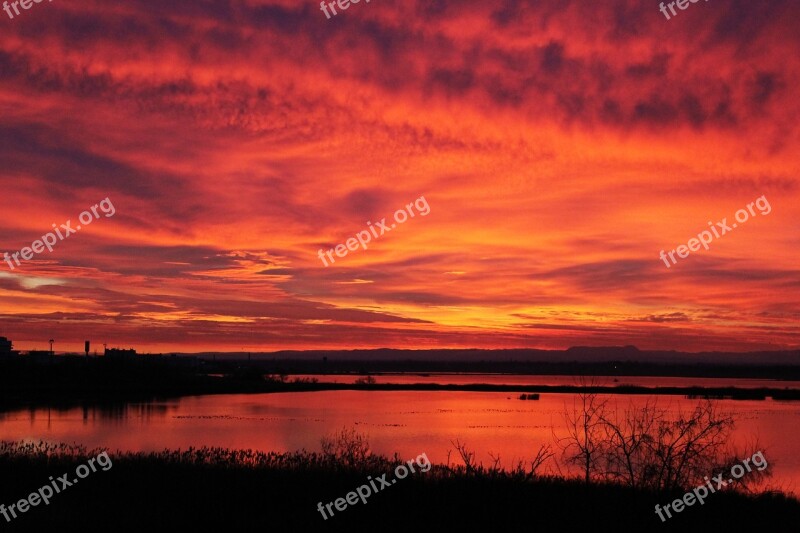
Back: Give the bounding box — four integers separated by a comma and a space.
184, 346, 800, 366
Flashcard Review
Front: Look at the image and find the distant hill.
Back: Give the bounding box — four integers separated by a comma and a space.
183, 346, 800, 366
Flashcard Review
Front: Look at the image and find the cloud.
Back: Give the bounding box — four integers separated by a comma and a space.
0, 0, 797, 352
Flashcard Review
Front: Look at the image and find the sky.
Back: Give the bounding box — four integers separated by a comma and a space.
0, 0, 798, 354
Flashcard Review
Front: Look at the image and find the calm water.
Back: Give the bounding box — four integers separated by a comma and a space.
1, 388, 798, 494
297, 373, 800, 389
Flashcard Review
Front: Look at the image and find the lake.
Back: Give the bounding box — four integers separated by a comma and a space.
1, 380, 798, 493
295, 373, 800, 389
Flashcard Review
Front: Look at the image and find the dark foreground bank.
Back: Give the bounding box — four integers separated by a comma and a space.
0, 443, 797, 533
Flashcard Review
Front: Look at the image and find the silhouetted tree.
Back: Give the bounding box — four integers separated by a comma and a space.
354, 375, 376, 385
558, 390, 742, 491
557, 387, 609, 484
320, 427, 370, 467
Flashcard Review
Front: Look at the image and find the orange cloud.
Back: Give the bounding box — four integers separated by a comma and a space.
0, 0, 798, 353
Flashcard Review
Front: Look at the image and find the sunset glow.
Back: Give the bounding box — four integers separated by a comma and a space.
1, 0, 798, 353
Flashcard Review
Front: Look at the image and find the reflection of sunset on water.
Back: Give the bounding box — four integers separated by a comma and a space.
2, 391, 798, 491
0, 1, 798, 529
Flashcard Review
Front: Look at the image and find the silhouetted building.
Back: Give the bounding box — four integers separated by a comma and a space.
0, 336, 21, 357
104, 347, 137, 359
0, 336, 12, 356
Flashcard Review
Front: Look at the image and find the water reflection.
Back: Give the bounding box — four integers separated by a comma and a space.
0, 401, 178, 429
0, 391, 797, 492
83, 401, 176, 423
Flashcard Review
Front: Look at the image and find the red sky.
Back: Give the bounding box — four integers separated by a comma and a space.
0, 0, 798, 354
